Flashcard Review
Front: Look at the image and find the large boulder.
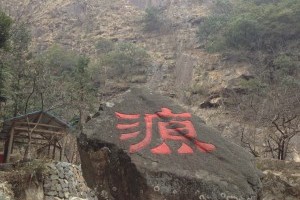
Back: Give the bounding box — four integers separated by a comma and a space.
78, 87, 262, 200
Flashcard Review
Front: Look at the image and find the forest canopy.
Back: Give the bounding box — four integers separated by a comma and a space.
198, 0, 300, 52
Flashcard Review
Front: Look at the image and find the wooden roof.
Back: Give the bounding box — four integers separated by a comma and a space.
0, 111, 70, 140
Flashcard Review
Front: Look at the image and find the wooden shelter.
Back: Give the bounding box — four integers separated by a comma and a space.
0, 111, 70, 163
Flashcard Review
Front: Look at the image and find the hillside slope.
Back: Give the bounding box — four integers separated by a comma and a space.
2, 0, 298, 155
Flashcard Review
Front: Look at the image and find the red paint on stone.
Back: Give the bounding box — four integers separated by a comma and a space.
194, 140, 216, 152
120, 131, 140, 140
151, 142, 172, 154
157, 108, 191, 118
115, 112, 140, 119
177, 143, 194, 154
128, 114, 155, 153
115, 108, 216, 154
117, 122, 140, 129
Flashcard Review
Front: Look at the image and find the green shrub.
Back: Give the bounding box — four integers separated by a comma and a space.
273, 54, 299, 85
273, 55, 296, 75
190, 83, 206, 95
211, 0, 233, 15
101, 43, 150, 80
197, 15, 228, 42
40, 45, 79, 74
250, 0, 281, 5
225, 16, 262, 50
240, 78, 267, 92
198, 0, 300, 52
0, 11, 12, 49
142, 7, 163, 32
95, 38, 114, 54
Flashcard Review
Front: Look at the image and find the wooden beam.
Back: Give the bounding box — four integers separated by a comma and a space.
44, 115, 68, 128
14, 141, 49, 146
5, 127, 14, 163
33, 112, 43, 123
15, 122, 64, 130
13, 131, 61, 142
14, 127, 64, 136
14, 139, 62, 149
49, 115, 68, 128
13, 135, 51, 141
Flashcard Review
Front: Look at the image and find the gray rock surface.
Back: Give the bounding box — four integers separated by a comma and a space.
257, 159, 300, 200
78, 87, 263, 200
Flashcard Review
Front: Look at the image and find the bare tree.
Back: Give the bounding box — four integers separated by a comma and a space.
267, 113, 300, 160
228, 78, 300, 160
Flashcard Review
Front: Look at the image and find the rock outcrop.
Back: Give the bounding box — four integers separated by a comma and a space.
78, 87, 262, 200
257, 159, 300, 200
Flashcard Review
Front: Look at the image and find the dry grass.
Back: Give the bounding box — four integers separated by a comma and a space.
0, 159, 49, 199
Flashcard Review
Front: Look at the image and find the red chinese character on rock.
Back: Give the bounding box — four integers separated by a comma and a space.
115, 108, 216, 154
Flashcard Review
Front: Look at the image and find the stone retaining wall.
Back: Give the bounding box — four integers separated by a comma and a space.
0, 182, 14, 200
43, 162, 97, 200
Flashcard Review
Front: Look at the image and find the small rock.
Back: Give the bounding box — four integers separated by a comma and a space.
43, 183, 51, 189
50, 175, 59, 180
58, 172, 65, 179
58, 191, 64, 198
44, 196, 54, 200
47, 191, 57, 196
56, 184, 62, 191
64, 191, 70, 198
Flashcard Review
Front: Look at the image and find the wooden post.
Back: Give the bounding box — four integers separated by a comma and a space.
60, 135, 66, 161
11, 137, 15, 154
47, 143, 51, 157
3, 140, 9, 162
52, 140, 56, 159
5, 127, 15, 163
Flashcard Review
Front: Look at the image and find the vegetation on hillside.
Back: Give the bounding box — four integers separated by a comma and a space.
198, 0, 300, 160
1, 39, 97, 124
141, 7, 171, 33
0, 16, 150, 126
0, 11, 12, 100
96, 39, 150, 83
0, 11, 12, 49
1, 0, 299, 162
199, 0, 300, 52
